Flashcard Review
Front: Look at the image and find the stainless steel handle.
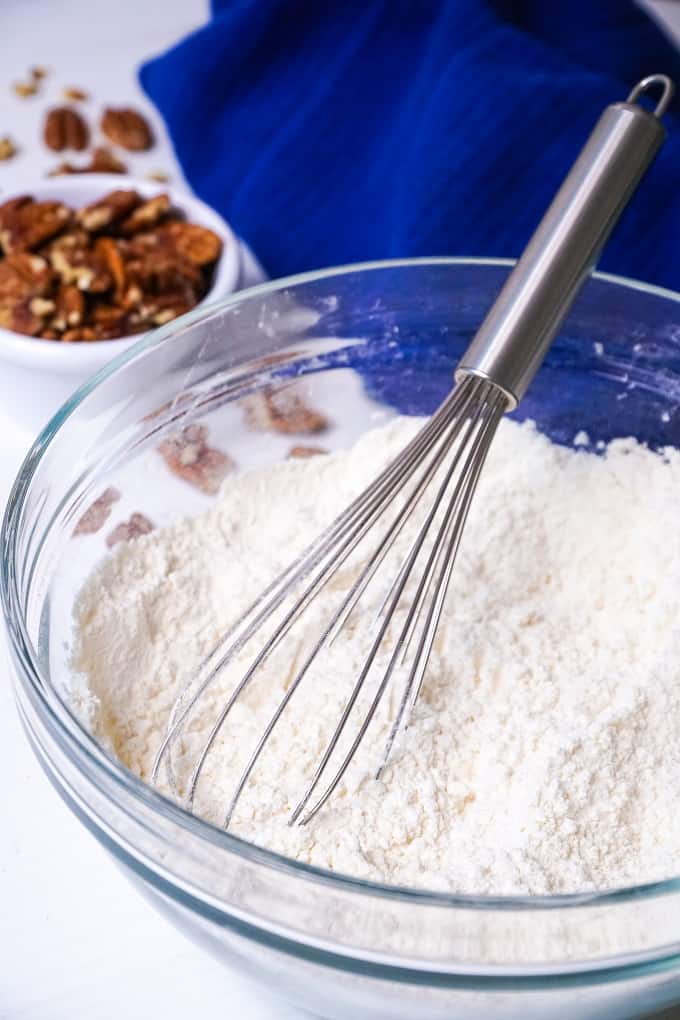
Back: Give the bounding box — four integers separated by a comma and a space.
457, 74, 674, 409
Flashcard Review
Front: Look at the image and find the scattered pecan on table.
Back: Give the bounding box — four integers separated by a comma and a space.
48, 146, 128, 177
0, 137, 17, 161
62, 86, 89, 103
101, 107, 154, 151
44, 106, 89, 151
0, 190, 223, 340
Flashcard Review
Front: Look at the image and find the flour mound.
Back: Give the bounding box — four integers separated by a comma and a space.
71, 418, 680, 895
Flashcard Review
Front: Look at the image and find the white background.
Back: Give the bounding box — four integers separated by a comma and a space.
1, 2, 679, 1018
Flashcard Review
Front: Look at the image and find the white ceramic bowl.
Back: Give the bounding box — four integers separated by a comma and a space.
0, 174, 241, 431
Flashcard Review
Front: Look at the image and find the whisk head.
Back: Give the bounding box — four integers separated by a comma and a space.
152, 374, 508, 827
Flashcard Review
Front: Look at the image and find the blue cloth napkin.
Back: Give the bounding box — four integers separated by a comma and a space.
140, 0, 679, 289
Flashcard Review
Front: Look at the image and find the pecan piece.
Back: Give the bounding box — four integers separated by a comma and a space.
29, 296, 56, 318
156, 220, 222, 266
0, 253, 53, 299
119, 194, 170, 235
145, 170, 170, 183
14, 81, 38, 98
73, 487, 121, 535
0, 137, 17, 161
106, 512, 154, 548
62, 326, 98, 342
46, 237, 111, 293
0, 256, 49, 334
44, 106, 89, 151
54, 284, 85, 329
62, 86, 89, 102
0, 196, 32, 219
90, 303, 127, 331
119, 283, 143, 310
77, 189, 140, 233
158, 424, 233, 495
48, 146, 128, 177
288, 445, 328, 459
0, 298, 43, 336
125, 243, 203, 294
0, 198, 71, 254
94, 236, 126, 297
243, 387, 329, 435
89, 146, 127, 174
101, 107, 153, 151
138, 291, 195, 326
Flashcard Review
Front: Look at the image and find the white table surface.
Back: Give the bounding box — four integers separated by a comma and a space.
1, 2, 679, 1018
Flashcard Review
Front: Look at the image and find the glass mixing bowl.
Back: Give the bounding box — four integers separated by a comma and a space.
4, 258, 680, 1020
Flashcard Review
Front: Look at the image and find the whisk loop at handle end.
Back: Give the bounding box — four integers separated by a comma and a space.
457, 74, 673, 408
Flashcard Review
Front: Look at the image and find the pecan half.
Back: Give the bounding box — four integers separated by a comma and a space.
125, 246, 202, 296
0, 255, 54, 335
243, 387, 329, 435
73, 487, 121, 535
106, 512, 154, 548
0, 197, 71, 254
0, 253, 53, 299
0, 298, 43, 335
46, 235, 112, 293
158, 425, 233, 494
101, 107, 153, 151
120, 194, 170, 235
44, 106, 89, 152
77, 189, 140, 233
156, 221, 222, 266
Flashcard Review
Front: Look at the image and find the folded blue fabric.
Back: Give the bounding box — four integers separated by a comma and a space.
140, 0, 679, 289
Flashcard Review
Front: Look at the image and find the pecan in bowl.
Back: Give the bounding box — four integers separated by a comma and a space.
0, 178, 238, 344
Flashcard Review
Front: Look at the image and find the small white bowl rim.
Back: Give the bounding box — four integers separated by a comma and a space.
0, 174, 240, 373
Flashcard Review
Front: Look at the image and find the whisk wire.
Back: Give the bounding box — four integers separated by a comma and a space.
153, 380, 476, 797
377, 387, 507, 778
293, 384, 506, 825
150, 77, 669, 833
221, 380, 486, 826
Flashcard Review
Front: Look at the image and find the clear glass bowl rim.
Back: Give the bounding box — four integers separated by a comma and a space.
4, 255, 680, 917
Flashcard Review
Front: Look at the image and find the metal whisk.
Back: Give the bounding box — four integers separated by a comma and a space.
153, 75, 673, 827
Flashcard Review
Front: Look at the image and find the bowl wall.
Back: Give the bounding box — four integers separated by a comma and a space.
4, 259, 680, 1019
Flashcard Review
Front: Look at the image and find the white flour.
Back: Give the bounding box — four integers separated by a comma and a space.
71, 417, 680, 895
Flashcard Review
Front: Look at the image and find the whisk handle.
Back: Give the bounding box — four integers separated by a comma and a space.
457, 74, 673, 410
